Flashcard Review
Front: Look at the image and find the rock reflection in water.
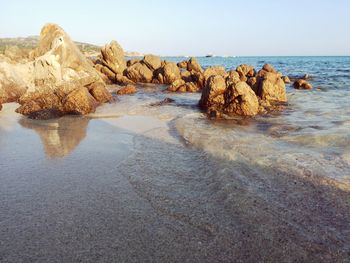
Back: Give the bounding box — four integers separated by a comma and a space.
19, 116, 90, 158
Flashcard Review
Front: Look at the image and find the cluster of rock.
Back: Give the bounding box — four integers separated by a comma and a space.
93, 44, 206, 93
0, 23, 315, 119
198, 64, 288, 117
0, 24, 112, 118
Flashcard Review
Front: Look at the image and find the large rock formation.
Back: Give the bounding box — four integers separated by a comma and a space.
0, 23, 111, 117
199, 64, 287, 117
100, 40, 126, 75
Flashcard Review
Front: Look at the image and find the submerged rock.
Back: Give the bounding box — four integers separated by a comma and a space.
149, 97, 175, 106
117, 84, 137, 95
294, 79, 313, 90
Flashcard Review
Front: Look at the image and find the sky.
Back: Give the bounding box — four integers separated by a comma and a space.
1, 0, 350, 56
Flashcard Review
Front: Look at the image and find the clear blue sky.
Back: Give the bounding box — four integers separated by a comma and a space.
1, 0, 349, 56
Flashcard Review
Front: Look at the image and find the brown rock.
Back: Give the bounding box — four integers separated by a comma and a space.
127, 58, 140, 67
95, 64, 116, 81
185, 82, 199, 92
177, 61, 187, 69
168, 79, 186, 92
224, 81, 259, 116
236, 64, 255, 78
294, 79, 313, 90
101, 40, 126, 74
125, 62, 153, 83
226, 70, 241, 87
255, 68, 287, 103
190, 71, 205, 89
181, 70, 192, 82
203, 66, 227, 84
143, 55, 161, 71
282, 76, 291, 83
115, 73, 135, 85
162, 62, 181, 84
262, 64, 277, 73
199, 75, 226, 109
88, 82, 112, 103
117, 84, 137, 95
187, 57, 203, 72
63, 87, 98, 114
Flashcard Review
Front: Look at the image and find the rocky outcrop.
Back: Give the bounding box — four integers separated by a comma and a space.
199, 64, 287, 117
101, 40, 126, 75
294, 79, 313, 90
0, 23, 112, 118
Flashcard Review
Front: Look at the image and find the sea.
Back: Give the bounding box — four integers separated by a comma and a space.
0, 56, 349, 262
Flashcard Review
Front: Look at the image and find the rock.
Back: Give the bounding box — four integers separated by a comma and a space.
125, 62, 153, 83
190, 71, 205, 89
262, 64, 277, 73
150, 97, 175, 106
127, 58, 140, 67
187, 57, 203, 72
101, 40, 126, 74
63, 87, 98, 115
224, 81, 259, 116
177, 61, 187, 69
236, 64, 255, 78
95, 64, 116, 81
203, 66, 227, 84
12, 23, 111, 118
293, 79, 313, 90
246, 77, 259, 93
16, 88, 62, 115
302, 74, 312, 80
226, 70, 241, 86
117, 84, 137, 95
143, 55, 161, 71
162, 62, 181, 84
256, 68, 287, 103
168, 79, 186, 92
199, 75, 226, 109
181, 70, 192, 82
282, 76, 291, 83
115, 73, 135, 85
88, 82, 112, 103
185, 82, 199, 92
0, 64, 28, 103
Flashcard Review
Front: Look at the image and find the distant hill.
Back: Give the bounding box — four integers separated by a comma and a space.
0, 36, 142, 56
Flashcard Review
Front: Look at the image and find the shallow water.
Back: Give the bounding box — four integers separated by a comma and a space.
0, 57, 350, 262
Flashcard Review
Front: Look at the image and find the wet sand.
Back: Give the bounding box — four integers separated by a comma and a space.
0, 102, 349, 262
